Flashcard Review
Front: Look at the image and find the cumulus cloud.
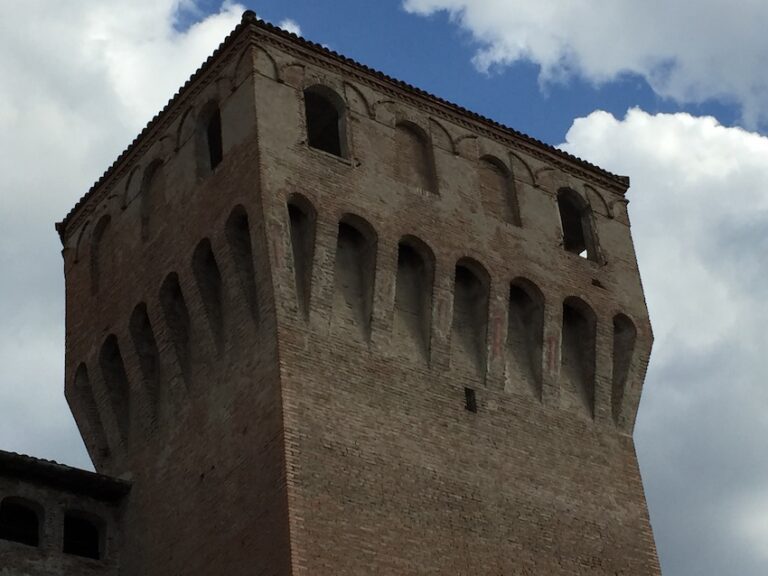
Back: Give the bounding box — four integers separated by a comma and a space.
279, 18, 302, 36
562, 108, 768, 575
0, 0, 245, 469
403, 0, 768, 125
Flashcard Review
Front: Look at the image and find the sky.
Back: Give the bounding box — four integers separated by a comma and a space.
0, 1, 766, 574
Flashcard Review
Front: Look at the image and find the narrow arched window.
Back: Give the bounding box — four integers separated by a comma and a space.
395, 122, 436, 193
560, 297, 597, 417
451, 258, 490, 377
304, 86, 346, 157
0, 498, 41, 547
90, 215, 111, 295
99, 335, 131, 446
192, 239, 224, 348
479, 156, 520, 226
394, 236, 435, 361
129, 303, 161, 410
557, 189, 598, 261
197, 102, 224, 176
73, 363, 110, 462
160, 273, 191, 382
226, 206, 259, 325
507, 279, 544, 397
332, 215, 377, 340
287, 194, 317, 318
140, 160, 164, 242
612, 313, 637, 423
63, 512, 102, 560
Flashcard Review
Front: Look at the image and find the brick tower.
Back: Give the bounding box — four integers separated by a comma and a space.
51, 11, 660, 575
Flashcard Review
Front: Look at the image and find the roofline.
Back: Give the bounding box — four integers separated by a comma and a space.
0, 450, 131, 502
56, 10, 630, 243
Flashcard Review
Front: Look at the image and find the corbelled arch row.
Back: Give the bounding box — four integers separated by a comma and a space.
276, 190, 647, 432
59, 32, 274, 475
64, 204, 266, 472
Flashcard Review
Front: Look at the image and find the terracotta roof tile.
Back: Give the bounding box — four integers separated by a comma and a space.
0, 449, 130, 502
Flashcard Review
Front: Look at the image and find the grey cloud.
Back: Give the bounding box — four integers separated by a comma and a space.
0, 1, 244, 469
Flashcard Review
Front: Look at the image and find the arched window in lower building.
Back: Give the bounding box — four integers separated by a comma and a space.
0, 498, 41, 547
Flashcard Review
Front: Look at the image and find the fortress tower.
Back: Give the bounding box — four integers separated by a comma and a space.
1, 11, 660, 576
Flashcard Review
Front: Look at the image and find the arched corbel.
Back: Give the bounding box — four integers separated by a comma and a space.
254, 46, 279, 80
508, 150, 535, 186
344, 82, 373, 118
372, 99, 397, 126
229, 45, 256, 90
533, 166, 555, 190
122, 165, 141, 209
585, 184, 612, 219
428, 117, 456, 154
454, 133, 479, 159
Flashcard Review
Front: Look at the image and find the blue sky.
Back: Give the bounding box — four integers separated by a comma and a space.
2, 2, 768, 575
244, 0, 743, 144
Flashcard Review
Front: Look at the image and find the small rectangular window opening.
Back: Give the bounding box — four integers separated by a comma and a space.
464, 387, 477, 413
207, 109, 223, 170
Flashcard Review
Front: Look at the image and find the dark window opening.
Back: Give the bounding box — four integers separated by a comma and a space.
305, 90, 343, 156
0, 499, 40, 547
464, 387, 477, 413
206, 107, 223, 170
63, 513, 101, 560
557, 189, 597, 260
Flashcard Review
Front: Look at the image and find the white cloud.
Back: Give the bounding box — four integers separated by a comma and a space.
0, 0, 244, 468
279, 18, 302, 36
403, 0, 768, 125
562, 108, 768, 575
